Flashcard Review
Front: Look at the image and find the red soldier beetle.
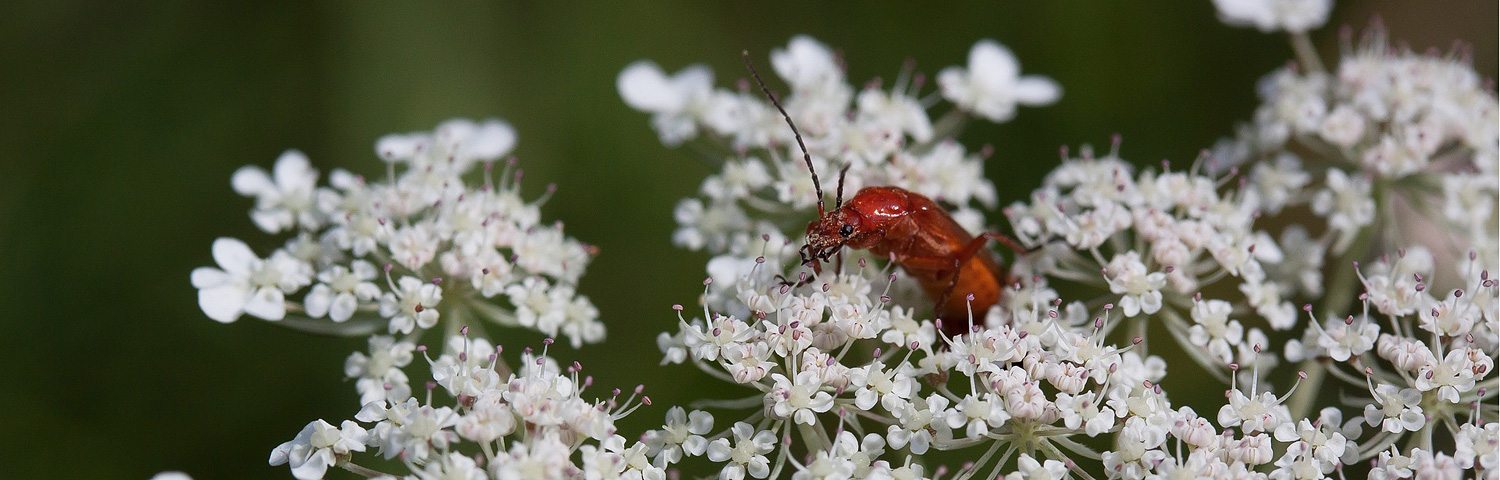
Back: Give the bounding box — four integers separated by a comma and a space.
742, 51, 1028, 340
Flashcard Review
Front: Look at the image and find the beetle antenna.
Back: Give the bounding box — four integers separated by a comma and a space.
743, 50, 824, 215
834, 163, 851, 209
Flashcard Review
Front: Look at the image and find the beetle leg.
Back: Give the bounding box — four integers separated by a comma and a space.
924, 233, 1013, 331
987, 232, 1039, 255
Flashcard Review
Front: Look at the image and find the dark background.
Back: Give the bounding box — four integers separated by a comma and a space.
1, 2, 1492, 478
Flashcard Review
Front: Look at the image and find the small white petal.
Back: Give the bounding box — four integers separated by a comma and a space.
244, 288, 287, 320
1013, 76, 1062, 106
199, 285, 248, 323
460, 119, 517, 161
210, 237, 258, 276
289, 449, 332, 480
969, 40, 1020, 90
272, 150, 313, 187
618, 61, 684, 112
190, 267, 230, 289
329, 293, 358, 322
374, 134, 427, 162
304, 285, 332, 318
230, 166, 273, 196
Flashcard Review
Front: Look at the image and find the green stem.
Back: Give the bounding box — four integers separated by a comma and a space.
1288, 220, 1375, 421
1289, 32, 1326, 75
275, 314, 384, 337
340, 460, 394, 478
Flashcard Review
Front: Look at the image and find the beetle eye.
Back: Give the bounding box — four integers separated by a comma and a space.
839, 224, 853, 237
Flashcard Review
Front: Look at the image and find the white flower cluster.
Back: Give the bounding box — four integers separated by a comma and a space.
653, 258, 1185, 480
620, 35, 1058, 259
1002, 144, 1293, 377
1209, 16, 1500, 480
191, 118, 604, 347
1281, 246, 1499, 478
626, 21, 1499, 480
1214, 25, 1499, 265
193, 121, 655, 479
271, 334, 664, 480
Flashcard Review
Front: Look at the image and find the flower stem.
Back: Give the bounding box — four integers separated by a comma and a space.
1290, 32, 1326, 74
340, 461, 394, 478
1288, 219, 1374, 420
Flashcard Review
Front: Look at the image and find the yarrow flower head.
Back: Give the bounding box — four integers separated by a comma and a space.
1214, 24, 1498, 272
193, 118, 604, 347
197, 119, 654, 479
1204, 16, 1499, 480
267, 334, 663, 479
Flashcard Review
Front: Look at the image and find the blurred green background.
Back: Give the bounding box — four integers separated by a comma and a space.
0, 1, 1492, 478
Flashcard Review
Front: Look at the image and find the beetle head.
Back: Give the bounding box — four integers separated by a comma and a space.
802, 208, 865, 264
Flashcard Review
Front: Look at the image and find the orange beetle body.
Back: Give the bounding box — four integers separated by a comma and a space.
803, 186, 1008, 338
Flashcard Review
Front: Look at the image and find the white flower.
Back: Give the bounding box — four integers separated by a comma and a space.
1212, 0, 1332, 33
492, 433, 574, 480
269, 419, 368, 480
672, 198, 750, 252
618, 61, 717, 146
232, 150, 322, 233
345, 335, 415, 406
433, 118, 517, 166
857, 89, 933, 144
456, 392, 516, 443
643, 407, 713, 467
1003, 453, 1068, 480
1359, 248, 1435, 317
855, 361, 916, 412
886, 394, 947, 455
1310, 168, 1375, 253
1189, 299, 1244, 364
771, 35, 842, 92
389, 224, 438, 270
430, 335, 501, 398
1266, 225, 1324, 296
417, 452, 488, 480
1315, 316, 1378, 362
379, 276, 442, 334
1414, 348, 1478, 404
1217, 389, 1291, 434
191, 237, 312, 323
1362, 384, 1425, 433
1057, 391, 1116, 437
938, 39, 1060, 122
1454, 422, 1499, 470
1225, 433, 1274, 466
305, 261, 380, 322
385, 403, 459, 463
1250, 154, 1311, 215
769, 371, 835, 425
1105, 251, 1166, 317
706, 422, 776, 480
1102, 417, 1169, 478
1320, 105, 1367, 148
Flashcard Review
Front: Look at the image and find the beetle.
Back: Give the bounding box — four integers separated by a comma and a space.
743, 51, 1024, 340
